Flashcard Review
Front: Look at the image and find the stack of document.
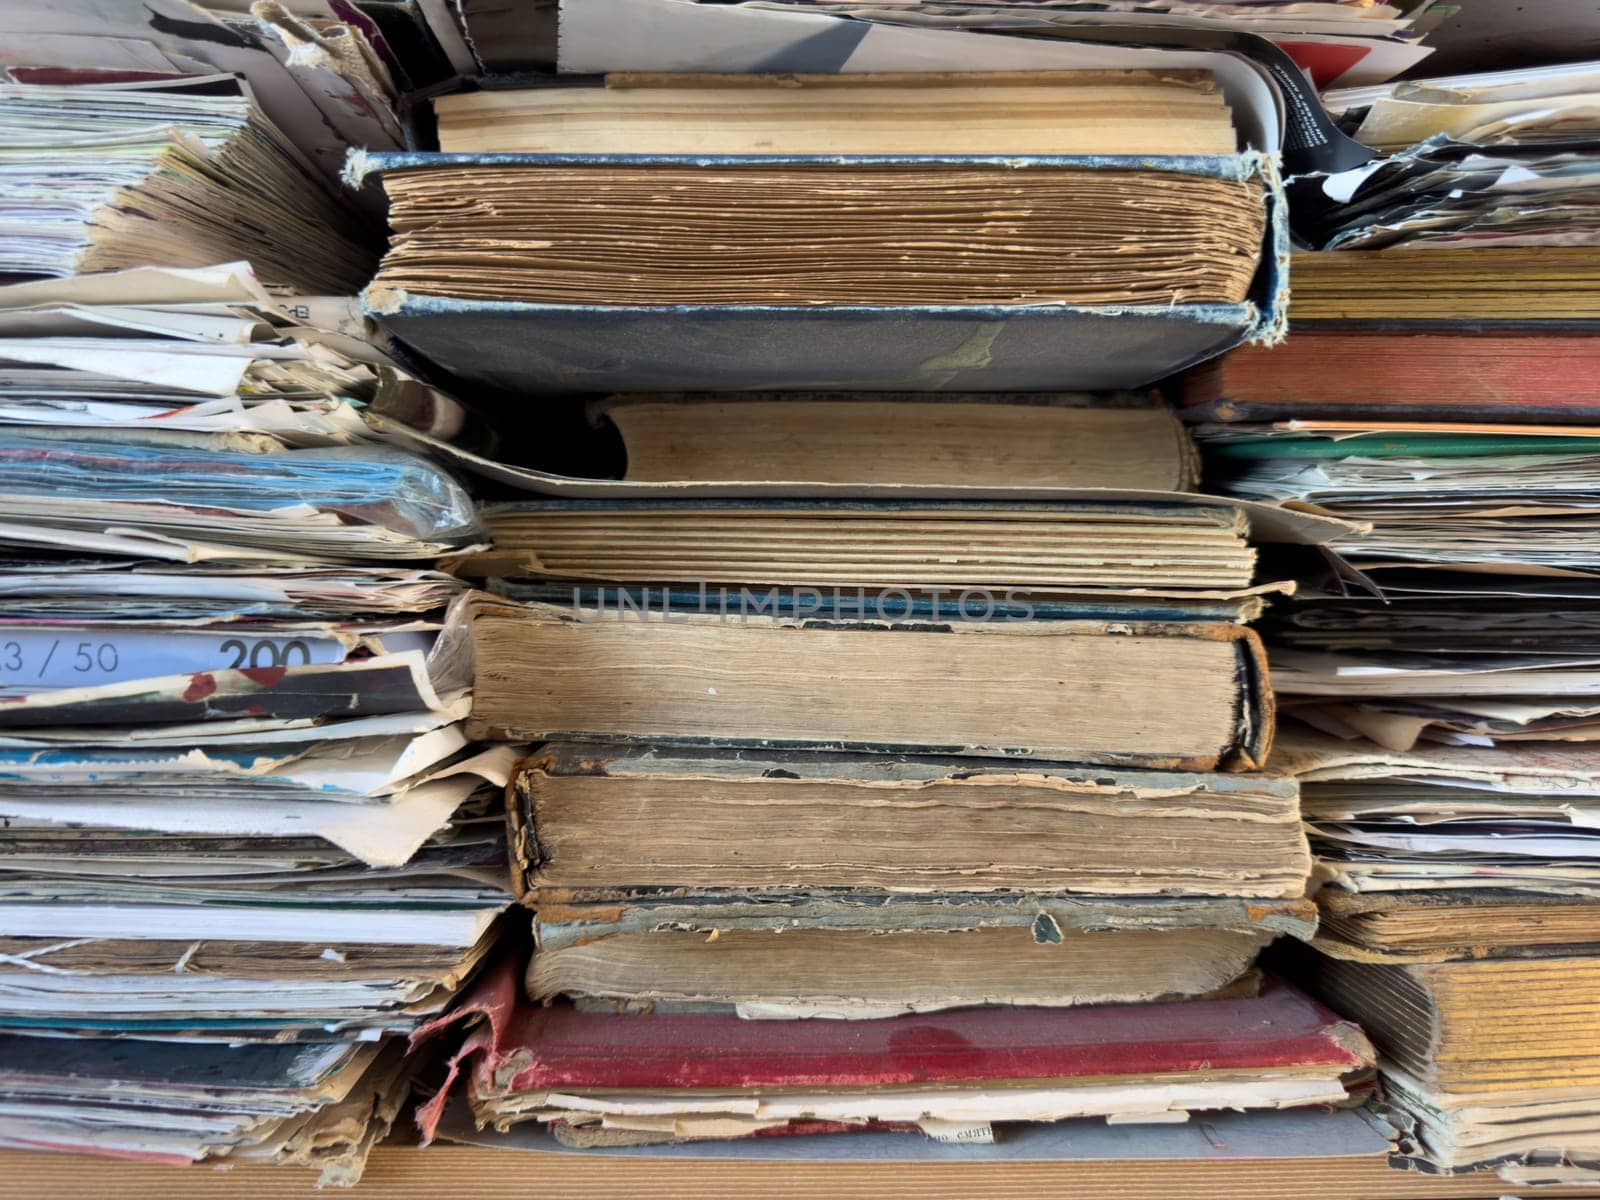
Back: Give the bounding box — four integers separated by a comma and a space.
0, 74, 376, 291
0, 279, 513, 1177
0, 261, 485, 452
0, 0, 481, 180
1202, 426, 1600, 573
1271, 601, 1600, 748
1275, 731, 1600, 902
1196, 349, 1600, 1181
1305, 60, 1600, 250
0, 1036, 415, 1178
1201, 426, 1600, 746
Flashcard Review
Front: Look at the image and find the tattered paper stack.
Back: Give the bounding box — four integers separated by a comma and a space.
1194, 323, 1600, 1183
0, 0, 483, 181
0, 260, 487, 452
0, 71, 516, 1183
0, 443, 509, 1178
1313, 60, 1600, 251
0, 420, 512, 1179
1200, 423, 1600, 761
0, 75, 377, 291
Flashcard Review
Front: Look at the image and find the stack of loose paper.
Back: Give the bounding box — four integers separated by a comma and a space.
1304, 60, 1600, 250
1201, 425, 1600, 750
0, 1036, 414, 1178
0, 262, 487, 452
1202, 422, 1600, 811
1275, 731, 1600, 905
0, 344, 511, 1179
1197, 403, 1600, 1180
1269, 605, 1600, 750
1202, 426, 1600, 575
0, 0, 480, 180
0, 431, 480, 563
0, 74, 376, 291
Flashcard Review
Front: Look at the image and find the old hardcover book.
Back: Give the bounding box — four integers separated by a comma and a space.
512, 744, 1310, 899
461, 499, 1257, 593
594, 393, 1200, 490
1289, 247, 1600, 323
1313, 890, 1600, 962
1300, 951, 1600, 1175
422, 962, 1374, 1144
1182, 332, 1600, 424
1304, 954, 1600, 1095
432, 71, 1239, 156
354, 137, 1283, 392
467, 598, 1274, 770
526, 892, 1313, 1017
368, 159, 1264, 309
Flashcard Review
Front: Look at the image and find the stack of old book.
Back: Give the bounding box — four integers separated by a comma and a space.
0, 74, 514, 1182
1191, 312, 1600, 1180
341, 66, 1385, 1155
400, 383, 1382, 1151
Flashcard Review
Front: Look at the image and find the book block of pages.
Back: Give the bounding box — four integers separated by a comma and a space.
467, 598, 1274, 771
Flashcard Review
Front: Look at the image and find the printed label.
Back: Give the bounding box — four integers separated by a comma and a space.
0, 629, 346, 691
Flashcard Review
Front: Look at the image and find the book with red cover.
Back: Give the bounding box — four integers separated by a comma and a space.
412, 958, 1372, 1143
1182, 331, 1600, 424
